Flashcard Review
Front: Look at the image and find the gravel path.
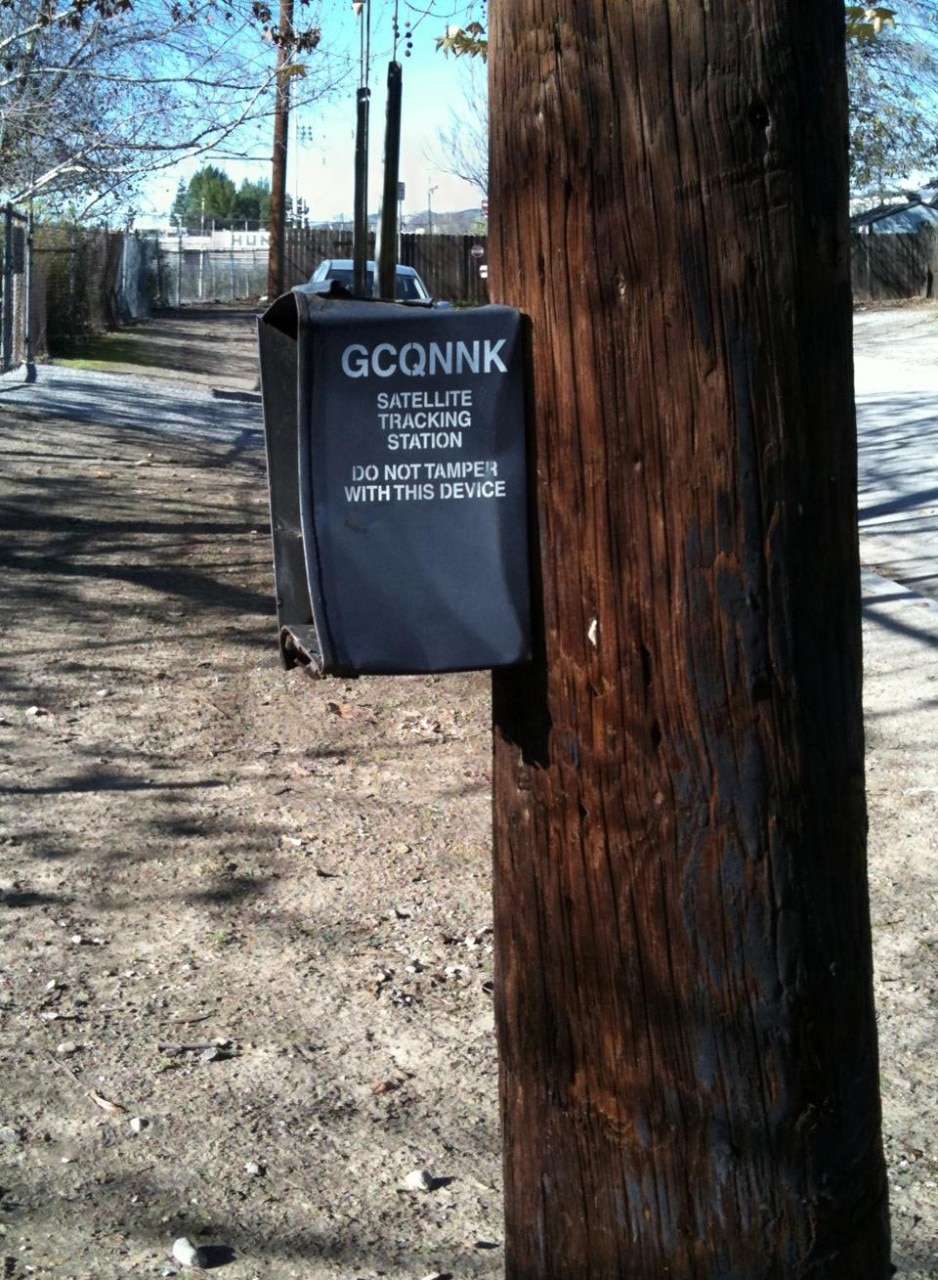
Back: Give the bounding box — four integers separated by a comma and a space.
0, 305, 935, 1278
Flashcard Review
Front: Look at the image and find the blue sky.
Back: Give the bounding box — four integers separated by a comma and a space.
135, 0, 485, 225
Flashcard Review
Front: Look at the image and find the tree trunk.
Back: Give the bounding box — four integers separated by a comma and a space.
488, 3, 890, 1277
267, 0, 293, 302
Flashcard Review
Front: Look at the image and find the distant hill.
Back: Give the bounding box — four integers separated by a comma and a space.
308, 208, 486, 236
407, 208, 486, 235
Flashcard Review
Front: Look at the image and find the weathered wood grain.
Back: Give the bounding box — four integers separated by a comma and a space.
489, 2, 891, 1275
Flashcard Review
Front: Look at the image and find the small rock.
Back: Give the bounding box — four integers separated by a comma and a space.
0, 1125, 21, 1146
129, 1116, 148, 1134
244, 1160, 264, 1177
171, 1237, 205, 1268
200, 1045, 229, 1063
371, 1078, 401, 1096
403, 1168, 435, 1192
25, 705, 51, 718
56, 1040, 80, 1056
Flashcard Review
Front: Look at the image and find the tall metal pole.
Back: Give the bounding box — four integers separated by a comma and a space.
24, 200, 34, 378
377, 61, 402, 300
353, 87, 371, 296
352, 0, 372, 296
2, 205, 13, 373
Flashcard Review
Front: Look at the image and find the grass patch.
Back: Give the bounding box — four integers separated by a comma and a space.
53, 332, 164, 370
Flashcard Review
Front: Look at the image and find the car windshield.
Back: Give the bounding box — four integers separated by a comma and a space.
323, 267, 424, 302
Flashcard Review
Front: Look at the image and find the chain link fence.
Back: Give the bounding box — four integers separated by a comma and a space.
10, 215, 938, 374
149, 228, 491, 307
28, 225, 156, 358
152, 230, 269, 305
9, 223, 492, 368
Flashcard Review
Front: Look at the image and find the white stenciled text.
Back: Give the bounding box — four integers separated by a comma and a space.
341, 339, 508, 379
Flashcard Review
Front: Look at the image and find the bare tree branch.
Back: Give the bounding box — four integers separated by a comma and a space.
0, 0, 350, 214
426, 55, 487, 195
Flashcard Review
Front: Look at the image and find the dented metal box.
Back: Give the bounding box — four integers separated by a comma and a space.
257, 289, 530, 675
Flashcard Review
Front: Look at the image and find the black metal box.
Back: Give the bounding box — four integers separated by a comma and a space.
258, 289, 530, 675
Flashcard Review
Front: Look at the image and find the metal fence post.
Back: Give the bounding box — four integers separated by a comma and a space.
2, 204, 13, 372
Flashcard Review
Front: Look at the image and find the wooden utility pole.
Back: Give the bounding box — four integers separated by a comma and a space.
488, 3, 891, 1277
267, 0, 293, 301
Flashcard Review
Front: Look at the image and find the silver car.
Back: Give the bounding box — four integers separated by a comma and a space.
308, 259, 434, 303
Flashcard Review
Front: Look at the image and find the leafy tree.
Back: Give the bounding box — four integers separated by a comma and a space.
845, 4, 897, 39
436, 19, 487, 60
847, 3, 938, 192
185, 165, 237, 223
170, 178, 189, 228
174, 169, 278, 228
232, 177, 272, 225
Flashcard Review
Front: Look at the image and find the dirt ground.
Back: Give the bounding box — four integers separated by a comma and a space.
1, 306, 935, 1279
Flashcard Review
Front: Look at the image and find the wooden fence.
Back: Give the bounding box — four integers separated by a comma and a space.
851, 226, 938, 301
282, 230, 489, 305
